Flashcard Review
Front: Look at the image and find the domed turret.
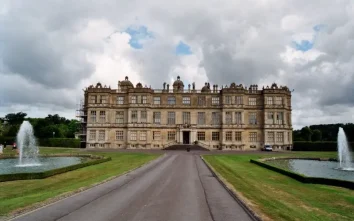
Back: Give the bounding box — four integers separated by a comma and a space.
173, 76, 184, 92
201, 82, 211, 93
118, 76, 134, 91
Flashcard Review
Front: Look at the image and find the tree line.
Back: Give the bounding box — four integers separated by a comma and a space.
293, 123, 354, 142
0, 112, 79, 139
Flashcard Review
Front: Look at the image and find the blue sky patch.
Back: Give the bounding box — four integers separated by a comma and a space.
175, 41, 192, 55
124, 26, 153, 49
293, 40, 314, 52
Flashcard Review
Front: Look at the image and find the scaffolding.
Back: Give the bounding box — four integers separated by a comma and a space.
76, 99, 87, 147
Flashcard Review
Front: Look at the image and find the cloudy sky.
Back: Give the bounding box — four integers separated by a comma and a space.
1, 0, 354, 129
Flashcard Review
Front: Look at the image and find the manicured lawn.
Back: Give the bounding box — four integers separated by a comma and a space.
0, 147, 160, 216
203, 152, 354, 221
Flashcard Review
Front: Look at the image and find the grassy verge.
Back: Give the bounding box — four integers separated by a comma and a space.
203, 152, 354, 221
0, 147, 160, 216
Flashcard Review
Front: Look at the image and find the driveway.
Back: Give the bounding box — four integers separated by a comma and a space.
12, 152, 254, 221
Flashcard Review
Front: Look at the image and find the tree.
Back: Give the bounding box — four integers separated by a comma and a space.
312, 129, 322, 141
4, 112, 27, 125
301, 126, 313, 141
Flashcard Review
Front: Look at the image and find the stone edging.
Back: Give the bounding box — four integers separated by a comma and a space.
1, 154, 165, 221
200, 156, 262, 221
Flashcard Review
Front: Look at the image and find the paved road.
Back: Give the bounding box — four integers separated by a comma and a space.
12, 152, 254, 221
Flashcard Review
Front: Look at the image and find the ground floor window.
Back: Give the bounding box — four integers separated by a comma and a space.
276, 132, 284, 142
168, 131, 176, 141
197, 132, 205, 141
98, 130, 105, 141
268, 132, 274, 142
212, 132, 220, 141
225, 131, 232, 141
235, 132, 242, 141
115, 131, 124, 140
140, 131, 147, 141
130, 131, 137, 141
89, 130, 96, 140
249, 132, 257, 142
153, 131, 161, 140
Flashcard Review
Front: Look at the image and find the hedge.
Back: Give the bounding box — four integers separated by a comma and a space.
0, 137, 81, 148
250, 158, 354, 190
293, 141, 354, 151
0, 154, 111, 182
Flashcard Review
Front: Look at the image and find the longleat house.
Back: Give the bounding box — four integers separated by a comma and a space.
76, 76, 293, 150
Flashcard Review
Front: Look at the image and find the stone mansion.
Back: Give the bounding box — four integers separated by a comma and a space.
76, 76, 293, 150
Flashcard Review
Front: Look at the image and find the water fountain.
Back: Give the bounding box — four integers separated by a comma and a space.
0, 121, 86, 175
16, 121, 40, 167
337, 127, 353, 170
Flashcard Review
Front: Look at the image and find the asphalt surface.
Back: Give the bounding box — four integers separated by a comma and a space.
12, 152, 254, 221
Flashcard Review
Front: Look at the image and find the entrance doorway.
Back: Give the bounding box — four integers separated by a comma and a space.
183, 131, 190, 144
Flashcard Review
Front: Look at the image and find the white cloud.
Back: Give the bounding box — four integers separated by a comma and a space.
1, 0, 354, 130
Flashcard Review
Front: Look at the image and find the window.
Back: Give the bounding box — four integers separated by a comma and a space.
100, 96, 107, 104
212, 97, 220, 105
90, 95, 96, 103
99, 111, 105, 123
153, 97, 161, 104
89, 130, 96, 140
225, 112, 232, 124
276, 132, 284, 142
249, 112, 257, 125
153, 131, 161, 140
131, 96, 137, 104
98, 130, 105, 141
90, 111, 96, 123
182, 97, 191, 105
182, 112, 191, 124
276, 112, 283, 124
167, 112, 175, 125
275, 97, 283, 105
140, 131, 147, 141
267, 112, 274, 120
235, 112, 242, 124
130, 131, 137, 141
212, 112, 221, 125
131, 110, 138, 123
117, 96, 124, 104
235, 132, 242, 141
235, 96, 243, 105
268, 132, 274, 142
153, 112, 161, 124
198, 96, 206, 106
142, 96, 147, 104
212, 132, 220, 141
198, 112, 205, 125
168, 131, 176, 140
266, 97, 273, 105
248, 97, 257, 105
225, 131, 232, 141
115, 131, 124, 140
224, 96, 232, 104
168, 96, 176, 105
197, 132, 205, 141
115, 111, 124, 123
249, 132, 257, 142
140, 111, 147, 123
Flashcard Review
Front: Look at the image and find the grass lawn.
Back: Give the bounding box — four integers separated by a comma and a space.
203, 151, 354, 221
0, 147, 160, 216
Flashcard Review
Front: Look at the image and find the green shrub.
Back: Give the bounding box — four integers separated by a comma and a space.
0, 137, 81, 148
293, 141, 354, 151
37, 138, 81, 148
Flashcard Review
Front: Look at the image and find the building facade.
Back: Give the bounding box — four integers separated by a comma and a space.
77, 76, 293, 150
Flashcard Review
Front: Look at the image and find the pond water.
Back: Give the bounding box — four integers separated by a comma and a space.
0, 157, 87, 175
267, 159, 354, 182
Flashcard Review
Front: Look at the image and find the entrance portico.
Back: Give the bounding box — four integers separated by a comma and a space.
177, 128, 196, 144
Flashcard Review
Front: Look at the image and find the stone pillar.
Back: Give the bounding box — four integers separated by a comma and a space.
179, 131, 183, 143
